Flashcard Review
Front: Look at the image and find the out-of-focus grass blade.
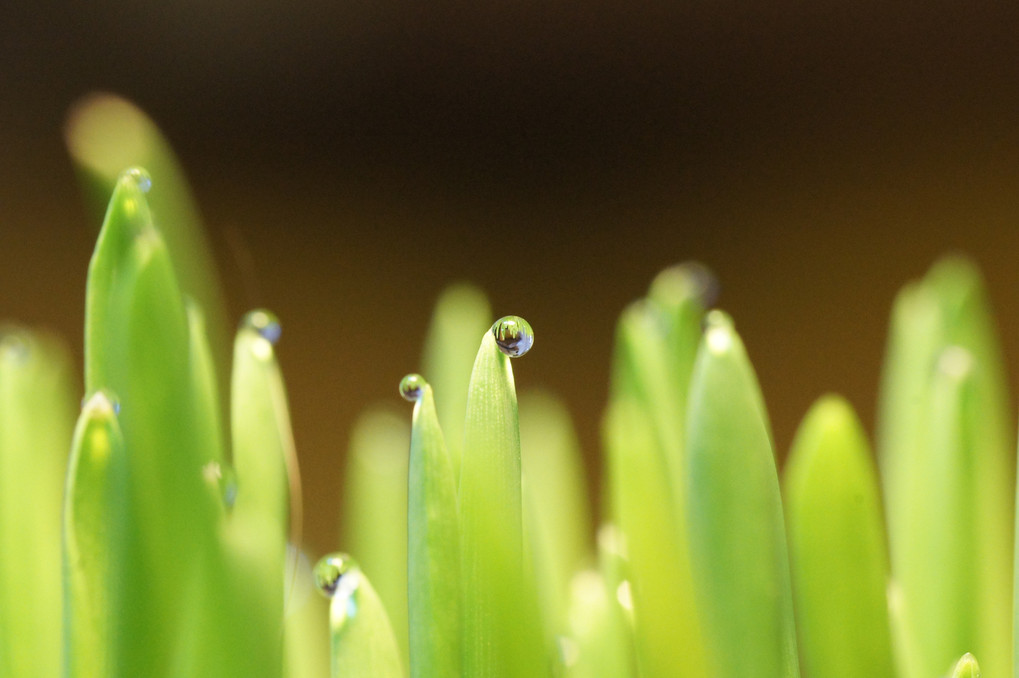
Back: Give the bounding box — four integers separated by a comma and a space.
459, 330, 544, 677
340, 407, 410, 666
603, 396, 707, 678
951, 653, 980, 678
878, 257, 1011, 678
316, 554, 404, 678
84, 170, 222, 673
519, 389, 592, 637
406, 379, 461, 678
421, 282, 491, 481
685, 316, 799, 678
0, 330, 75, 677
65, 93, 229, 373
187, 302, 225, 465
284, 549, 331, 678
561, 570, 635, 678
783, 394, 896, 678
62, 392, 129, 677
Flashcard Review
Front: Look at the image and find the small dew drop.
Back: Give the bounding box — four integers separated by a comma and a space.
491, 315, 534, 357
314, 552, 360, 600
242, 309, 282, 345
81, 390, 121, 416
399, 373, 426, 402
121, 167, 152, 194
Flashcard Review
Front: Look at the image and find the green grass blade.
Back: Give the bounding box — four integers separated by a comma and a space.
421, 283, 491, 482
783, 394, 896, 678
951, 653, 980, 678
459, 329, 544, 677
603, 396, 707, 678
519, 389, 592, 637
0, 330, 75, 677
561, 570, 634, 678
340, 407, 410, 666
406, 379, 461, 678
316, 554, 403, 678
187, 302, 225, 465
685, 316, 799, 678
62, 392, 129, 677
66, 94, 230, 375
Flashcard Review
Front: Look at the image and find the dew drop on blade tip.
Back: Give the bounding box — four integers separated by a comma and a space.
81, 390, 121, 416
314, 552, 360, 599
120, 167, 152, 194
242, 309, 282, 345
491, 315, 534, 357
399, 373, 426, 402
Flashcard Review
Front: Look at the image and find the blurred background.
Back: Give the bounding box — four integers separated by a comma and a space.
3, 0, 1019, 553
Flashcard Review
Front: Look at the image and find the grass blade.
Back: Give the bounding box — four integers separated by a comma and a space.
951, 653, 980, 678
62, 392, 129, 677
783, 394, 897, 678
405, 377, 461, 678
459, 328, 544, 677
316, 554, 403, 678
561, 570, 633, 678
0, 330, 75, 677
685, 315, 799, 678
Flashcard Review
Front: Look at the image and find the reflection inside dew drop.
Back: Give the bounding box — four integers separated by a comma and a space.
399, 373, 426, 402
242, 309, 282, 345
491, 315, 534, 357
314, 553, 360, 599
121, 167, 152, 194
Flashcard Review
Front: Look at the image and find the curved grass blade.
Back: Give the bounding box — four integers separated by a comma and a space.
685, 316, 799, 678
407, 381, 461, 678
62, 392, 129, 677
284, 549, 330, 678
951, 653, 980, 678
783, 394, 896, 678
0, 330, 75, 677
340, 407, 410, 665
459, 330, 544, 677
421, 283, 491, 481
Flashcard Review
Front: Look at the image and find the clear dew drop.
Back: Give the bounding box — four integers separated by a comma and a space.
491, 315, 534, 357
242, 309, 282, 345
399, 373, 426, 402
120, 167, 152, 194
314, 552, 361, 600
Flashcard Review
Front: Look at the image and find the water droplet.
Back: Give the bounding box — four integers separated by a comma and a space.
491, 315, 534, 357
651, 261, 720, 309
221, 466, 239, 510
120, 167, 152, 193
242, 309, 282, 345
81, 390, 121, 416
399, 373, 426, 402
314, 552, 361, 600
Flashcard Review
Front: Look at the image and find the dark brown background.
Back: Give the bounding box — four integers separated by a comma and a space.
4, 0, 1019, 554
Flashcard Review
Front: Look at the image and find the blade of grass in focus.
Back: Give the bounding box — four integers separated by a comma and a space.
318, 555, 404, 678
783, 395, 896, 678
341, 407, 410, 666
406, 379, 461, 678
0, 330, 75, 677
519, 389, 592, 638
685, 314, 799, 678
459, 330, 544, 677
62, 392, 129, 677
421, 283, 491, 481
